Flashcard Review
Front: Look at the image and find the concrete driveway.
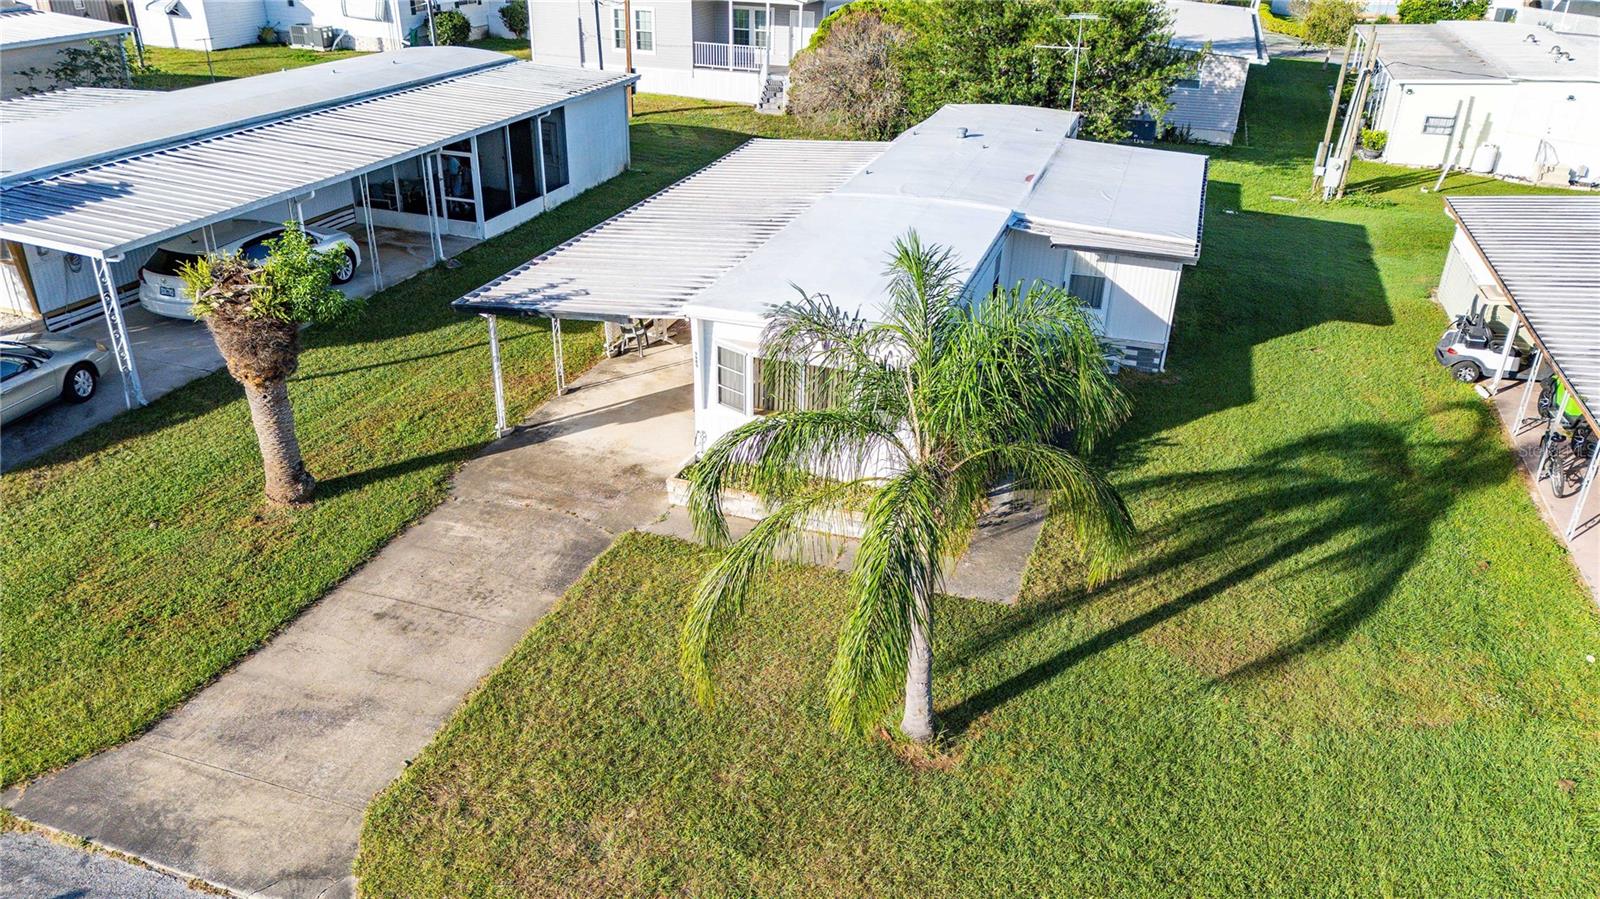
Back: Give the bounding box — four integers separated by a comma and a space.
4, 344, 694, 897
1, 227, 473, 471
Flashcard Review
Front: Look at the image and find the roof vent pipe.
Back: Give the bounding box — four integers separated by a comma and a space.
957, 126, 969, 139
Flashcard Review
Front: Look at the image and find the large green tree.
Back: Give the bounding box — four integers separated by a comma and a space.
904, 0, 1193, 141
679, 233, 1134, 743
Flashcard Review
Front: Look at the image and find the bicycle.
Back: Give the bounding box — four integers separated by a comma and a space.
1540, 418, 1594, 499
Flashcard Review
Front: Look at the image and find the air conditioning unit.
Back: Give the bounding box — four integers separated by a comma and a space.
288, 24, 336, 50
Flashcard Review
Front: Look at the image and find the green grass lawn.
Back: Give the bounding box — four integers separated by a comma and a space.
356, 62, 1600, 896
0, 95, 816, 787
129, 38, 525, 90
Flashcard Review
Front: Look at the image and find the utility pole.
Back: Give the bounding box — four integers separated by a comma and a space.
623, 0, 635, 116
1035, 12, 1100, 114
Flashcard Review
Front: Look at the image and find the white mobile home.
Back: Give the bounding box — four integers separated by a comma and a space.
454, 104, 1208, 458
1161, 0, 1269, 145
0, 47, 634, 407
1362, 21, 1599, 184
129, 0, 518, 51
0, 3, 132, 98
528, 0, 846, 107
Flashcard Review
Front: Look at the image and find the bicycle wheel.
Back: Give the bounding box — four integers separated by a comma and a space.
1554, 459, 1588, 499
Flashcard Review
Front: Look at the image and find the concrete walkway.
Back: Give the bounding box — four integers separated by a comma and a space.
4, 345, 695, 898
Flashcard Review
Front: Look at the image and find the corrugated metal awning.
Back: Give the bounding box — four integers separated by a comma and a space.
0, 7, 131, 50
1447, 196, 1600, 425
451, 139, 886, 324
0, 87, 149, 123
0, 61, 634, 257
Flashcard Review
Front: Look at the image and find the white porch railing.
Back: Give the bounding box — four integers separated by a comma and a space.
693, 41, 765, 72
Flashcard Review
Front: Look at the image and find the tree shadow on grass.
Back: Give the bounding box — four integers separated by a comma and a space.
941, 401, 1509, 736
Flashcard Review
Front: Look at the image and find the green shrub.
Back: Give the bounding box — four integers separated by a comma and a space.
1293, 0, 1361, 47
498, 0, 528, 39
432, 9, 470, 46
1398, 0, 1490, 23
1360, 128, 1388, 153
1258, 6, 1306, 38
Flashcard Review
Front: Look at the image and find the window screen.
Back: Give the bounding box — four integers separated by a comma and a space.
1067, 252, 1107, 310
612, 8, 626, 49
634, 8, 654, 51
541, 107, 570, 193
716, 347, 747, 411
1422, 115, 1455, 135
1175, 77, 1202, 90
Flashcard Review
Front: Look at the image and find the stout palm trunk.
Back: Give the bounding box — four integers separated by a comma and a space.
206, 312, 315, 505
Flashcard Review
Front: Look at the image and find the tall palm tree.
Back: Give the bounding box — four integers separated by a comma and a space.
679, 231, 1134, 743
181, 225, 357, 505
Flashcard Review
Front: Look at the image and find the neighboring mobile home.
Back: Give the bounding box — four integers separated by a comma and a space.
1160, 0, 1269, 145
129, 0, 517, 51
0, 2, 131, 98
1362, 20, 1599, 184
454, 104, 1208, 459
529, 0, 848, 107
0, 46, 634, 407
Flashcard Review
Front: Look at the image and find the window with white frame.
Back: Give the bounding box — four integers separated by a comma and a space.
716, 346, 747, 411
1066, 251, 1108, 310
753, 358, 837, 414
732, 7, 769, 47
634, 7, 655, 52
611, 7, 626, 50
1422, 115, 1455, 135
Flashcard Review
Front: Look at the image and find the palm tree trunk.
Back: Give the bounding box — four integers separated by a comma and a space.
900, 589, 935, 742
242, 377, 315, 505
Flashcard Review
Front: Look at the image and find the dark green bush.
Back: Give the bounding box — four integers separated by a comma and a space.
432, 9, 470, 45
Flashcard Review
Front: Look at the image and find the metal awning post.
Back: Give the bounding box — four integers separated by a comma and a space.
1514, 348, 1543, 426
551, 317, 567, 395
1565, 456, 1598, 540
358, 172, 385, 291
1487, 315, 1520, 393
420, 152, 444, 264
91, 254, 144, 409
483, 313, 510, 436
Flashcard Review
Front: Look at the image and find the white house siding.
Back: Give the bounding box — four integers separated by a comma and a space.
999, 229, 1184, 371
131, 0, 220, 49
15, 244, 152, 323
198, 0, 268, 49
1164, 52, 1249, 145
1374, 79, 1600, 183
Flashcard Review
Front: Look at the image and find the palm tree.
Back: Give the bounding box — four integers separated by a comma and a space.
181, 225, 358, 505
679, 231, 1134, 743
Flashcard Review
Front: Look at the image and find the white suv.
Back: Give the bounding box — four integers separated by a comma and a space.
139, 220, 360, 320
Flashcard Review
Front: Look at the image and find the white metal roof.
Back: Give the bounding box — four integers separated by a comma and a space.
685, 104, 1208, 324
0, 5, 131, 50
1373, 21, 1599, 83
0, 51, 634, 257
451, 139, 886, 323
1446, 196, 1600, 423
1166, 0, 1268, 64
0, 86, 148, 123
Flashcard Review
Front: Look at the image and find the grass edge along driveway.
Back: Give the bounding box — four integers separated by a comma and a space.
0, 95, 823, 788
355, 61, 1599, 897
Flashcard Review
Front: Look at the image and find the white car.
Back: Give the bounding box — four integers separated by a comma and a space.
139, 220, 360, 320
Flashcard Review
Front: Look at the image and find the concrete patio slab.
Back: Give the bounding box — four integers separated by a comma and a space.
4, 344, 695, 898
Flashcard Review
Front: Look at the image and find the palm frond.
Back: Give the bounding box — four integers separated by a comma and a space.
883, 230, 965, 362
827, 467, 946, 736
679, 481, 870, 709
686, 409, 909, 548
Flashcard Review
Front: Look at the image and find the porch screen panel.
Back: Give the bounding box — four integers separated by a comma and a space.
478, 127, 514, 219
541, 107, 571, 192
509, 118, 542, 206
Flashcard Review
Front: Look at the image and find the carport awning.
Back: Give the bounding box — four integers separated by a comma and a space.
450, 139, 887, 324
1447, 196, 1600, 427
0, 60, 634, 257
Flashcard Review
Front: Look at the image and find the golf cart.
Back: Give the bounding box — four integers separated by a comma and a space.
1434, 309, 1527, 383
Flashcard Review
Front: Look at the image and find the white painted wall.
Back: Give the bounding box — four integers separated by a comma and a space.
998, 229, 1186, 370
1374, 78, 1600, 183
134, 0, 517, 50
131, 0, 223, 49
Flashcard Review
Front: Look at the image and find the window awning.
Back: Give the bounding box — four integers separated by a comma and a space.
450, 138, 887, 324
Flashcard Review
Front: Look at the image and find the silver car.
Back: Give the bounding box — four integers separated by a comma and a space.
1, 334, 113, 425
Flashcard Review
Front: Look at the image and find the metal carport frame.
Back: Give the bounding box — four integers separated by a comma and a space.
451, 138, 886, 435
